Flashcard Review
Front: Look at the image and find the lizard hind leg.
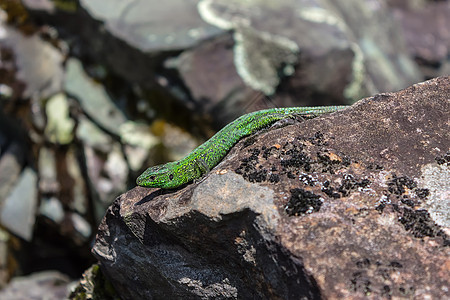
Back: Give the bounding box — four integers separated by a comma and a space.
272, 111, 320, 129
270, 114, 305, 130
245, 115, 302, 140
193, 158, 211, 185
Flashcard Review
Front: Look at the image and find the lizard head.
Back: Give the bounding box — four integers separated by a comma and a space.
136, 162, 178, 188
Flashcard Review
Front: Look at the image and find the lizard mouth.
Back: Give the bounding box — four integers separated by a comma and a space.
136, 164, 171, 187
136, 170, 156, 187
135, 174, 146, 186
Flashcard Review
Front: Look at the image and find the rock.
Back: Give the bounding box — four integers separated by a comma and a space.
20, 0, 55, 13
391, 1, 450, 65
390, 1, 450, 79
157, 120, 200, 161
66, 148, 89, 215
22, 0, 224, 91
200, 0, 422, 99
119, 121, 159, 171
0, 167, 38, 242
421, 160, 450, 228
76, 115, 114, 153
44, 93, 75, 145
38, 145, 90, 229
84, 143, 128, 219
0, 84, 13, 100
38, 145, 91, 224
23, 0, 425, 131
80, 0, 222, 52
39, 196, 64, 224
176, 0, 423, 126
174, 34, 253, 126
64, 58, 127, 136
198, 0, 331, 96
0, 142, 24, 205
0, 270, 72, 300
93, 76, 449, 299
70, 213, 92, 242
38, 147, 60, 194
0, 22, 63, 100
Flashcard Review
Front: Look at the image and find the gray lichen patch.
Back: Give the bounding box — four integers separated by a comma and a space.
419, 162, 450, 229
177, 277, 238, 299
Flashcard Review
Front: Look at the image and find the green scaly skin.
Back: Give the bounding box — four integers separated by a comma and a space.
136, 106, 347, 189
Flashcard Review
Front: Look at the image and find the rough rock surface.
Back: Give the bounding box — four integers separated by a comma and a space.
93, 76, 449, 299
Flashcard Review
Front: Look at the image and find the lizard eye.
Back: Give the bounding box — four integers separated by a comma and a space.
169, 174, 174, 180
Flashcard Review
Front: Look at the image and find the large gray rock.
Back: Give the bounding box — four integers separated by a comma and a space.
93, 76, 450, 299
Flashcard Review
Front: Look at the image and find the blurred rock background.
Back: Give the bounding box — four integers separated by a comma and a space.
0, 0, 448, 297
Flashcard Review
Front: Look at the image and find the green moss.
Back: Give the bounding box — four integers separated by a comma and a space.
53, 0, 78, 12
69, 264, 120, 300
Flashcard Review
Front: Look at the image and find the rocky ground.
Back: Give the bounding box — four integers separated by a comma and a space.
0, 0, 448, 299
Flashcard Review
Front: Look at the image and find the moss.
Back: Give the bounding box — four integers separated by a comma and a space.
69, 264, 119, 300
53, 0, 78, 12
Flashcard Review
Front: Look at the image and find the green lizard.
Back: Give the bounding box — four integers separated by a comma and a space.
136, 106, 347, 188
